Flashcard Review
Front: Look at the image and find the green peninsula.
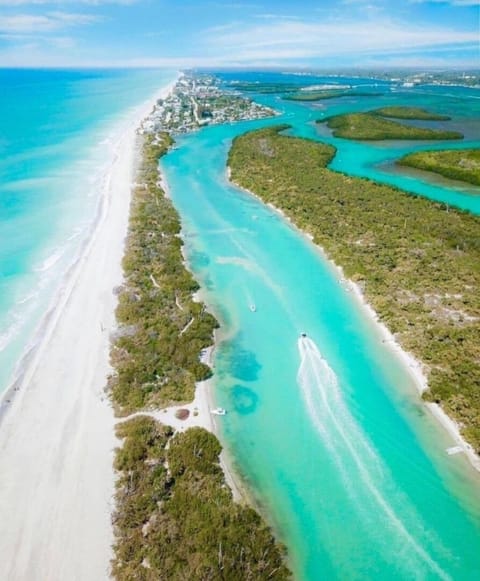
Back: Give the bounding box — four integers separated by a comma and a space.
228, 126, 480, 451
372, 106, 450, 121
398, 149, 480, 187
320, 112, 463, 140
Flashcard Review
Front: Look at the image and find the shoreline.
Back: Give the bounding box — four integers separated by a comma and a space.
227, 167, 480, 474
166, 237, 248, 501
0, 78, 178, 580
0, 76, 179, 419
346, 267, 480, 472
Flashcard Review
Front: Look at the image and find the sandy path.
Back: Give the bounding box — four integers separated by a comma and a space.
0, 82, 175, 580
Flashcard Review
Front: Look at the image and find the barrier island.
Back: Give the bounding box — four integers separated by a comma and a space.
109, 133, 217, 413
228, 125, 480, 452
398, 148, 480, 187
319, 112, 463, 140
110, 131, 290, 578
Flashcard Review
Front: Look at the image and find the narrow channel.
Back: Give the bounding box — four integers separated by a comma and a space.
162, 108, 480, 579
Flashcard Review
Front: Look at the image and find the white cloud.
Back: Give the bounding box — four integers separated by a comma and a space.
204, 17, 479, 62
255, 13, 303, 20
208, 2, 260, 9
0, 12, 97, 33
409, 0, 480, 6
362, 54, 479, 68
0, 1, 137, 5
49, 10, 97, 23
49, 35, 76, 48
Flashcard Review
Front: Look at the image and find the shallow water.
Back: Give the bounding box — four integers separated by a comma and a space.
0, 68, 175, 393
219, 72, 480, 213
162, 74, 480, 580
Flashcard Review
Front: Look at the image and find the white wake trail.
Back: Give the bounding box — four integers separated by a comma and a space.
297, 336, 450, 580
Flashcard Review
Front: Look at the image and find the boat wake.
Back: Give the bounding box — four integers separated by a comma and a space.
297, 335, 450, 580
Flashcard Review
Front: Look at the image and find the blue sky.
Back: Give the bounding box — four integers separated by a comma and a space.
0, 0, 478, 68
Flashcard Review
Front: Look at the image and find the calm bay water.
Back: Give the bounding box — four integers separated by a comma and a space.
219, 71, 480, 213
162, 73, 480, 579
0, 68, 175, 393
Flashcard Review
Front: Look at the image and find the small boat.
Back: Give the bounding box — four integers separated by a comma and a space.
250, 304, 256, 312
301, 332, 307, 338
446, 446, 462, 456
211, 407, 227, 416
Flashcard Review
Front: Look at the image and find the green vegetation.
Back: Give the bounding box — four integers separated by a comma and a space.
284, 90, 383, 101
230, 82, 383, 100
319, 112, 463, 141
229, 126, 480, 451
372, 106, 450, 121
110, 132, 290, 579
228, 82, 300, 94
398, 148, 480, 187
113, 418, 290, 580
109, 133, 218, 414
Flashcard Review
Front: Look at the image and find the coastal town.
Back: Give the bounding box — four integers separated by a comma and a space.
393, 70, 480, 88
141, 72, 277, 134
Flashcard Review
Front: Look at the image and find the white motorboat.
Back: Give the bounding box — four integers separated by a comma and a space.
446, 446, 462, 456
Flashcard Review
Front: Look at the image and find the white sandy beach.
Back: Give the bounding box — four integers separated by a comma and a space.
0, 81, 176, 580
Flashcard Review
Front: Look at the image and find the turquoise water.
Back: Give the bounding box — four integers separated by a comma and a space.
219, 71, 480, 213
0, 68, 176, 394
162, 74, 480, 579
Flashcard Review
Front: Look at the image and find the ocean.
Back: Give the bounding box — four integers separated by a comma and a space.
0, 68, 175, 395
161, 72, 480, 580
